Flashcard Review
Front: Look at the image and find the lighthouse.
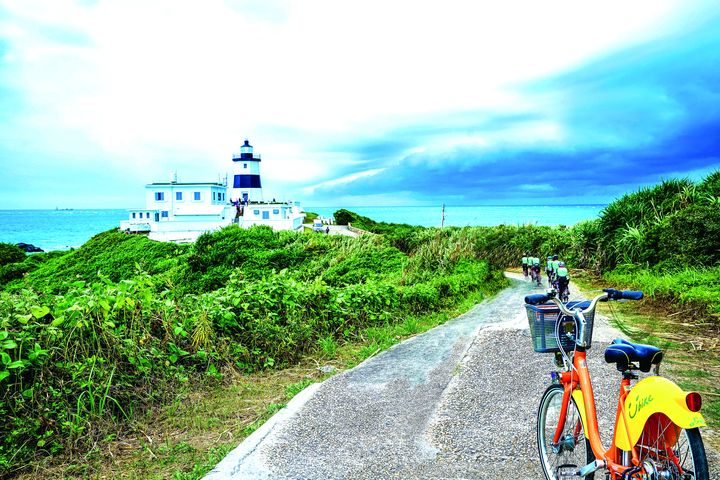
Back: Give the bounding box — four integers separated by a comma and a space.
231, 139, 263, 203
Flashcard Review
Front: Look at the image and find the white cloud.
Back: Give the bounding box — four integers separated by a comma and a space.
303, 168, 385, 194
0, 0, 692, 207
519, 183, 554, 192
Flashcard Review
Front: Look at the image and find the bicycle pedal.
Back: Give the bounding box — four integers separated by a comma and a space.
555, 464, 580, 478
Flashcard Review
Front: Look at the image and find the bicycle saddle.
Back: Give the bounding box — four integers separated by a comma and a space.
604, 338, 663, 372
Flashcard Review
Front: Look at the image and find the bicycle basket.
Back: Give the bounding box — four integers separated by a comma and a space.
525, 301, 594, 353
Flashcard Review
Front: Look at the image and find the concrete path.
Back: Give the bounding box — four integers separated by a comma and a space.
206, 274, 719, 479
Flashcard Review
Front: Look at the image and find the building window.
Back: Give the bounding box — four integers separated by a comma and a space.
253, 209, 260, 215
161, 211, 169, 218
132, 212, 136, 219
194, 192, 201, 201
262, 211, 270, 219
212, 192, 216, 201
244, 163, 247, 169
272, 209, 279, 215
155, 192, 164, 201
146, 212, 150, 218
176, 192, 183, 201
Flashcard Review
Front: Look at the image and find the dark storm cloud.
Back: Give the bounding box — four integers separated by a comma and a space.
309, 13, 720, 204
314, 117, 720, 202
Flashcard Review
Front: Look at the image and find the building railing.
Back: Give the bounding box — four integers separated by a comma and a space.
232, 154, 262, 161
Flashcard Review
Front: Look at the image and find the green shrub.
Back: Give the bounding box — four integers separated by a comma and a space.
658, 204, 720, 267
0, 218, 509, 474
4, 170, 719, 474
20, 230, 185, 293
334, 209, 356, 225
0, 262, 29, 284
697, 169, 720, 198
0, 243, 24, 266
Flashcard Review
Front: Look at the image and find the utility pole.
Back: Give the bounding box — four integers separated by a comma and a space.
441, 203, 446, 228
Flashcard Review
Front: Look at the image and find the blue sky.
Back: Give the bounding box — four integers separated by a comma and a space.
1, 0, 719, 209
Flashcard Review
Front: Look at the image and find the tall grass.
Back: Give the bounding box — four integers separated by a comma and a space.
605, 266, 720, 314
0, 224, 507, 475
1, 170, 718, 475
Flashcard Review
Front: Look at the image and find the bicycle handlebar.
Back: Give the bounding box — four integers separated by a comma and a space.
525, 288, 644, 350
524, 288, 643, 316
602, 288, 643, 301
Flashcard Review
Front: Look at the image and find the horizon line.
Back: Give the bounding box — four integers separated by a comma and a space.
0, 204, 610, 211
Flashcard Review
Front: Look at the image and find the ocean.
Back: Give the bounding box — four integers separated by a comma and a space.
0, 205, 605, 252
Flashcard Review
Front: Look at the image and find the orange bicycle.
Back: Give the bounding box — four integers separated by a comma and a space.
525, 289, 709, 479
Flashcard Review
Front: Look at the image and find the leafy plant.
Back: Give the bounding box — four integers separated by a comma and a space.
0, 243, 24, 266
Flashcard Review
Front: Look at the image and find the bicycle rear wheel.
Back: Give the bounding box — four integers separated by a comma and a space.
634, 415, 708, 479
560, 287, 569, 303
537, 384, 594, 480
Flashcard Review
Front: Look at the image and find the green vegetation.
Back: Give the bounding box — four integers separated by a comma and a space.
0, 223, 506, 477
2, 171, 718, 476
0, 243, 25, 266
337, 173, 720, 439
303, 211, 319, 223
0, 242, 27, 285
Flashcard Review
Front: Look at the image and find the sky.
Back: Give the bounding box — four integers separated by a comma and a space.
1, 0, 719, 209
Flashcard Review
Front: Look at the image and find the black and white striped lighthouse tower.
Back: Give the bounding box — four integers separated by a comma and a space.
231, 139, 263, 203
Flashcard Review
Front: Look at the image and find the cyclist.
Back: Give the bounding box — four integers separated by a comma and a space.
545, 256, 554, 284
556, 261, 570, 301
531, 256, 542, 285
521, 254, 529, 278
550, 255, 560, 289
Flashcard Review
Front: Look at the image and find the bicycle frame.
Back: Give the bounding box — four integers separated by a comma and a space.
526, 289, 708, 480
554, 350, 638, 476
553, 337, 706, 478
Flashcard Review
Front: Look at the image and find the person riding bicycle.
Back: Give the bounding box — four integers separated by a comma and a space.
550, 255, 560, 288
545, 256, 554, 283
521, 254, 529, 278
556, 261, 570, 300
531, 256, 542, 284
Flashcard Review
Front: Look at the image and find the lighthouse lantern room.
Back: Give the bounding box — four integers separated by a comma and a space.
231, 139, 263, 203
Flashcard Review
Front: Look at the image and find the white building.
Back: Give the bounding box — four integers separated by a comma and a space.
120, 141, 305, 243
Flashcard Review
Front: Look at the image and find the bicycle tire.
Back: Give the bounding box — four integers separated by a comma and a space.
537, 384, 594, 480
634, 421, 708, 479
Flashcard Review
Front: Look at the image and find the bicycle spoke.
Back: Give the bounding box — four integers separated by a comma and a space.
530, 290, 708, 480
538, 386, 591, 479
634, 416, 702, 478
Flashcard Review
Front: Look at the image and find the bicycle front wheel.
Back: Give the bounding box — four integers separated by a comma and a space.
635, 418, 708, 480
537, 384, 594, 480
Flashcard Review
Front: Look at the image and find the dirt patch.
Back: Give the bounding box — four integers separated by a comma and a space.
15, 362, 329, 480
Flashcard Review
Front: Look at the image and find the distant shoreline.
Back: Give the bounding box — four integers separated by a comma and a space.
0, 205, 605, 252
0, 204, 607, 211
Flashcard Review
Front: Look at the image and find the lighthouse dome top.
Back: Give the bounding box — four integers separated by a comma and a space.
233, 138, 261, 161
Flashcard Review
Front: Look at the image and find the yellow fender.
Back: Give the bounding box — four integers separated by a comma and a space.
572, 389, 590, 439
614, 376, 706, 451
570, 378, 705, 450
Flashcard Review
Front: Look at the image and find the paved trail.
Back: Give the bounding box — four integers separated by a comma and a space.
207, 275, 719, 479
